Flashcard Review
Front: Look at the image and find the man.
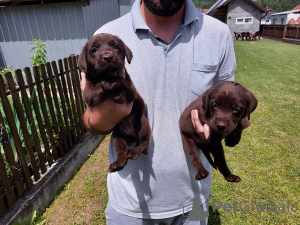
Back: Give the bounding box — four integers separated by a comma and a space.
81, 0, 250, 224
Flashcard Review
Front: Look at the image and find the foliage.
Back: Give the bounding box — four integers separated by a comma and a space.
12, 210, 46, 225
0, 66, 14, 76
256, 0, 299, 12
29, 39, 47, 67
192, 0, 215, 9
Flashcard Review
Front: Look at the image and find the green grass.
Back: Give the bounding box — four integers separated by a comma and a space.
208, 39, 300, 224
39, 39, 299, 224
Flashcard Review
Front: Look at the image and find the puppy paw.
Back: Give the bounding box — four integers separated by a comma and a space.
195, 169, 209, 180
225, 138, 238, 147
127, 149, 143, 160
226, 174, 241, 182
109, 159, 127, 172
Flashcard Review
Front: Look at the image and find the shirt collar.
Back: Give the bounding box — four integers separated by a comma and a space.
131, 0, 200, 32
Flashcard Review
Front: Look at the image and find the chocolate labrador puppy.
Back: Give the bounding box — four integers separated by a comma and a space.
179, 81, 257, 182
78, 33, 150, 172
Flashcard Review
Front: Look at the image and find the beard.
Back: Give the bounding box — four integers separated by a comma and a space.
143, 0, 186, 17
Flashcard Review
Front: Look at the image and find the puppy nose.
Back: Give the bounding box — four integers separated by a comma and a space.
216, 123, 226, 132
103, 54, 113, 62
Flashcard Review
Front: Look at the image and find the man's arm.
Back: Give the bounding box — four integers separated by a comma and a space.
81, 71, 133, 135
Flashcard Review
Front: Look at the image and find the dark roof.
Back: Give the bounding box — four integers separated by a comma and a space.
207, 0, 267, 15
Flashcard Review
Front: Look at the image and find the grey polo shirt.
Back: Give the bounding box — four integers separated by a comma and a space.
95, 0, 236, 219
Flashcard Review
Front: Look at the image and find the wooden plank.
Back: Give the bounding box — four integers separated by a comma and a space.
15, 70, 47, 174
51, 61, 73, 149
0, 75, 33, 189
69, 56, 83, 138
58, 59, 74, 147
64, 58, 79, 143
0, 113, 24, 197
4, 72, 41, 182
32, 66, 59, 160
0, 194, 6, 216
0, 145, 15, 207
39, 64, 64, 157
45, 63, 68, 153
74, 55, 85, 133
24, 68, 54, 166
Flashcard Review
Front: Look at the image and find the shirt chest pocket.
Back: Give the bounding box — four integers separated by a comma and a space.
190, 63, 218, 97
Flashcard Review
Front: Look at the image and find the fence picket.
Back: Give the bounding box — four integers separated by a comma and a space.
0, 112, 25, 198
46, 63, 68, 152
0, 148, 15, 207
24, 68, 54, 167
15, 70, 47, 174
72, 56, 85, 134
4, 72, 41, 181
63, 58, 78, 143
51, 62, 73, 150
39, 64, 64, 157
32, 66, 59, 160
58, 59, 74, 147
0, 75, 33, 189
67, 57, 81, 140
0, 55, 86, 215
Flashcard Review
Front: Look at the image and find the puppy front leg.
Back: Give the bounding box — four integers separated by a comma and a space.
109, 136, 129, 172
181, 133, 209, 180
210, 144, 241, 182
83, 82, 106, 106
225, 123, 243, 147
127, 115, 150, 160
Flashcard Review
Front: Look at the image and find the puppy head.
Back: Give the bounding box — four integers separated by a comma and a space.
202, 81, 257, 135
78, 33, 133, 82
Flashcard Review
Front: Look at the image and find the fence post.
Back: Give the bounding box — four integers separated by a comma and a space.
283, 24, 287, 39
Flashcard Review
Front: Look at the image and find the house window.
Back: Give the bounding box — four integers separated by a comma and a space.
281, 18, 285, 24
236, 17, 253, 24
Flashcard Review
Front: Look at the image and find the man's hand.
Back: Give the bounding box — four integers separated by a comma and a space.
191, 109, 251, 140
81, 68, 133, 135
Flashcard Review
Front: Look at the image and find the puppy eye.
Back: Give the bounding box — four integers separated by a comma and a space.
113, 44, 120, 50
211, 102, 218, 109
233, 107, 242, 115
90, 47, 98, 54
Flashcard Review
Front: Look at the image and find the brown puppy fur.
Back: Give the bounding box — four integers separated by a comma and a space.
179, 81, 257, 182
78, 33, 150, 172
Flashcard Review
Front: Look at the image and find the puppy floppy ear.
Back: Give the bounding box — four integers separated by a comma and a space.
246, 90, 258, 119
201, 88, 212, 120
78, 44, 88, 72
124, 43, 133, 64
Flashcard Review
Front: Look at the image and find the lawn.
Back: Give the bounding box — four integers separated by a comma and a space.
39, 39, 300, 224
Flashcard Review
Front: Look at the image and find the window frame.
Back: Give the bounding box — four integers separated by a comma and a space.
236, 17, 254, 24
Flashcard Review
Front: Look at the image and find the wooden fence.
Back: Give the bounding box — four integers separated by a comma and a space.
0, 55, 85, 216
262, 25, 300, 44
